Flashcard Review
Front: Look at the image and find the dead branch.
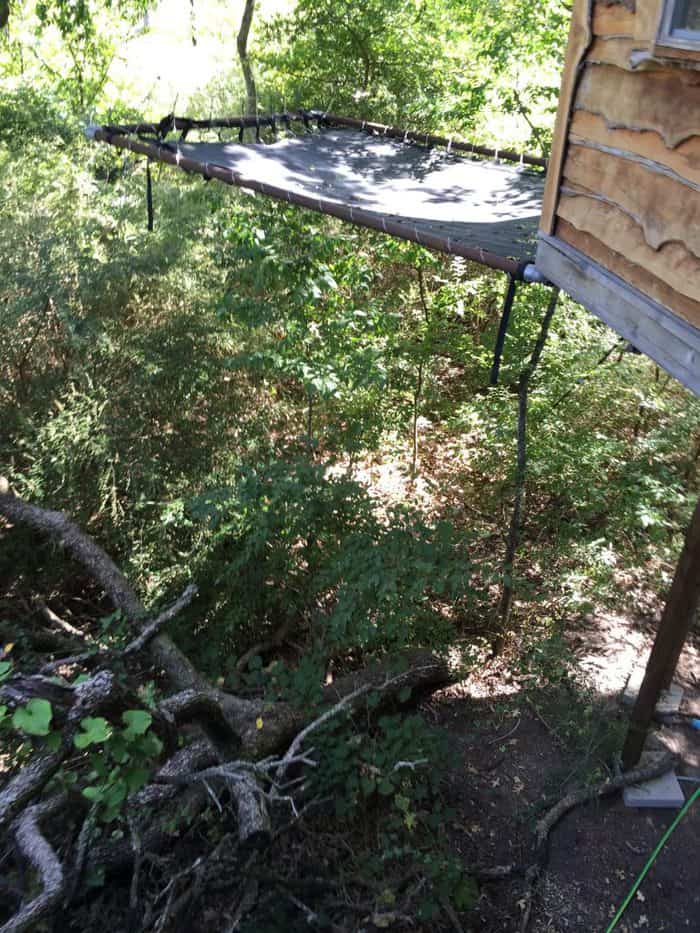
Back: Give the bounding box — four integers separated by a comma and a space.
0, 481, 205, 692
275, 681, 373, 784
123, 583, 198, 656
88, 785, 209, 875
0, 485, 456, 926
0, 671, 114, 832
34, 598, 87, 640
63, 805, 98, 907
1, 797, 65, 933
1, 673, 75, 712
535, 750, 679, 847
517, 750, 681, 933
1, 485, 451, 756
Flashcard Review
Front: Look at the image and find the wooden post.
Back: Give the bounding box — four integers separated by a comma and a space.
622, 495, 700, 770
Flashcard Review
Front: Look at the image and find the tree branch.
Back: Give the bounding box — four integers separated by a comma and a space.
0, 671, 114, 832
0, 479, 206, 692
1, 797, 65, 933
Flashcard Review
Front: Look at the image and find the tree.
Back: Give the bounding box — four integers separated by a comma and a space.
237, 0, 257, 115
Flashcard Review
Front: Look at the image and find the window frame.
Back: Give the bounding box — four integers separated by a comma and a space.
657, 0, 700, 50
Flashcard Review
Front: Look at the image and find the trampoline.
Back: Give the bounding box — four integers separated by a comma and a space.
90, 111, 547, 279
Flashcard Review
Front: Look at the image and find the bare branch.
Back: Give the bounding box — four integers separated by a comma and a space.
123, 583, 198, 655
0, 671, 114, 832
535, 750, 680, 847
275, 682, 372, 784
1, 797, 65, 933
0, 482, 206, 692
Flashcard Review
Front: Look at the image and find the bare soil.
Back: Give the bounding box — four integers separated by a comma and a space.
433, 612, 700, 933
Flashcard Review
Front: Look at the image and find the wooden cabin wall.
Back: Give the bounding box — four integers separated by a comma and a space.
541, 0, 700, 332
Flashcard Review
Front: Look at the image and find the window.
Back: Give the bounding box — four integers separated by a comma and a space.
659, 0, 700, 48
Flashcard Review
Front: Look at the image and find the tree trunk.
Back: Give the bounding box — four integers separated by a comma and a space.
237, 0, 257, 116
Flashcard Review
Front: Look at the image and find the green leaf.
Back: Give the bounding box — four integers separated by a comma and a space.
398, 686, 412, 703
360, 775, 376, 796
121, 709, 152, 740
82, 784, 107, 803
12, 698, 53, 736
74, 717, 111, 748
0, 660, 12, 682
136, 732, 163, 757
124, 765, 149, 794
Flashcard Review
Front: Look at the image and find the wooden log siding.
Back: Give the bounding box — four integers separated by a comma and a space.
555, 219, 700, 327
539, 0, 700, 389
569, 112, 700, 186
556, 193, 700, 312
562, 145, 700, 255
575, 65, 700, 148
591, 3, 637, 38
585, 36, 645, 68
554, 1, 700, 322
539, 0, 593, 234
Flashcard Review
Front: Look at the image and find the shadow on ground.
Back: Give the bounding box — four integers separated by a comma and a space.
430, 614, 700, 932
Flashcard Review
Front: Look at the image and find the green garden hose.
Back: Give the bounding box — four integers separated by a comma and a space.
605, 786, 700, 932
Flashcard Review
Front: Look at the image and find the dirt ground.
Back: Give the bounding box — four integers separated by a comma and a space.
432, 612, 700, 932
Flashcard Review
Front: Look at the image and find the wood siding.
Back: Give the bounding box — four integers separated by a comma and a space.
540, 0, 700, 337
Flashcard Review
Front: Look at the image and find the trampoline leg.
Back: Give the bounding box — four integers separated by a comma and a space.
490, 275, 518, 386
146, 159, 154, 232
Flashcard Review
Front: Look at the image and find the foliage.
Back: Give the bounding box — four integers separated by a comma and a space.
5, 685, 164, 823
258, 0, 568, 146
1, 2, 699, 929
179, 457, 472, 677
76, 708, 163, 822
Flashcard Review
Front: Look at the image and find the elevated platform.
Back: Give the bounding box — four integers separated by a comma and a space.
91, 113, 546, 278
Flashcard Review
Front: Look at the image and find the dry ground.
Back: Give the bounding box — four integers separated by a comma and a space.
432, 612, 700, 933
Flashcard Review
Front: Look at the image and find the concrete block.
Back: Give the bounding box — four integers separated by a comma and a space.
622, 667, 683, 714
623, 753, 686, 809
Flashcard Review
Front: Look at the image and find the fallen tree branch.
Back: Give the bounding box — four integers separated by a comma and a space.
1, 484, 452, 758
1, 797, 65, 933
275, 681, 373, 784
517, 750, 681, 933
34, 598, 87, 640
0, 670, 114, 832
535, 750, 680, 847
0, 481, 205, 692
123, 583, 198, 656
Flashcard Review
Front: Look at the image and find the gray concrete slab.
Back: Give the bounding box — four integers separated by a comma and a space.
623, 666, 684, 714
623, 752, 686, 808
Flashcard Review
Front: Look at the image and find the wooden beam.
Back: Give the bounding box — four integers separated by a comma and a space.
622, 496, 700, 769
535, 235, 700, 395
